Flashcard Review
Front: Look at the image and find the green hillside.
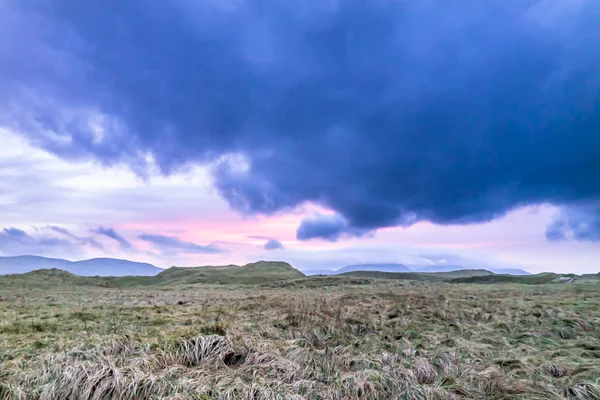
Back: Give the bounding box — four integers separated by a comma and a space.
152, 261, 304, 285
2, 263, 596, 288
0, 261, 304, 288
430, 269, 493, 278
340, 269, 493, 282
340, 271, 445, 282
450, 273, 579, 284
0, 269, 98, 289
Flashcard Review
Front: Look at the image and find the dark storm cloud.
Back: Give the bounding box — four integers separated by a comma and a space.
296, 214, 367, 242
91, 227, 133, 249
138, 234, 225, 255
2, 0, 600, 240
264, 238, 284, 250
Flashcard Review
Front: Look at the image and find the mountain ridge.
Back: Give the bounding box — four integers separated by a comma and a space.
0, 260, 304, 287
302, 263, 531, 276
0, 255, 162, 277
0, 256, 533, 278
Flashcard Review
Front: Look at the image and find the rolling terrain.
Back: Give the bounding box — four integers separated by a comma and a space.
0, 255, 162, 276
0, 261, 305, 289
304, 263, 531, 276
1, 267, 599, 399
1, 260, 597, 289
147, 261, 305, 285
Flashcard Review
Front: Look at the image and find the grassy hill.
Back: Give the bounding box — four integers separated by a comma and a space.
430, 269, 493, 278
2, 263, 596, 289
150, 261, 304, 286
340, 271, 445, 282
0, 269, 100, 289
449, 272, 600, 284
0, 261, 305, 289
4, 273, 600, 399
340, 269, 493, 282
0, 255, 162, 276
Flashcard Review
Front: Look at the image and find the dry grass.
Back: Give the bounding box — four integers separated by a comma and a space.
1, 281, 599, 399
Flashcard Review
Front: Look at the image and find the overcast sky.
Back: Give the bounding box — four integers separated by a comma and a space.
1, 0, 599, 273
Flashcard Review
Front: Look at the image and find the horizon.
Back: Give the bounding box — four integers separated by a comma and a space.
1, 1, 599, 274
0, 253, 565, 275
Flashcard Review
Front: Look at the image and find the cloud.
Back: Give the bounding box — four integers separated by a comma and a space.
138, 234, 225, 255
545, 220, 567, 242
50, 226, 104, 250
264, 238, 284, 250
247, 235, 271, 240
91, 227, 133, 249
0, 129, 229, 231
49, 226, 72, 236
1, 0, 600, 236
296, 214, 367, 241
271, 243, 527, 274
0, 227, 78, 257
545, 205, 600, 242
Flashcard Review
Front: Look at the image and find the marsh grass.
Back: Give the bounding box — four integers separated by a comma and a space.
1, 281, 599, 399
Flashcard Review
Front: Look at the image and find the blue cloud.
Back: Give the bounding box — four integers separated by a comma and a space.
545, 205, 600, 242
138, 234, 225, 255
1, 0, 600, 238
0, 227, 78, 257
91, 227, 133, 249
296, 214, 367, 241
545, 220, 567, 242
264, 238, 284, 250
50, 226, 104, 250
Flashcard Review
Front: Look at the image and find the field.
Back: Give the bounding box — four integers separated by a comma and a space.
1, 269, 600, 399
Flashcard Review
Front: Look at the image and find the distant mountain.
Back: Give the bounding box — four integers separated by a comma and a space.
303, 269, 338, 276
413, 265, 471, 273
302, 263, 530, 276
336, 263, 412, 274
489, 268, 531, 275
0, 261, 305, 289
0, 256, 68, 274
340, 270, 445, 282
0, 255, 162, 277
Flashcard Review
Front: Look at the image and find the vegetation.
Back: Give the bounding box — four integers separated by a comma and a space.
1, 268, 599, 399
341, 269, 495, 281
0, 261, 304, 290
150, 261, 305, 286
451, 273, 584, 285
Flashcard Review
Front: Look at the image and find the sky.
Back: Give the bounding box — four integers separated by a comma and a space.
0, 0, 599, 273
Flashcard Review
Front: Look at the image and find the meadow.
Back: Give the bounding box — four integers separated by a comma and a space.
1, 268, 599, 399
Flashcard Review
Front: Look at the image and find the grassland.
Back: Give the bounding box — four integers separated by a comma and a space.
1, 266, 599, 399
0, 261, 304, 290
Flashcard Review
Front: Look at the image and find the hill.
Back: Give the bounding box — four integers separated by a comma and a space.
70, 258, 162, 276
412, 265, 470, 273
0, 269, 98, 289
0, 256, 162, 276
487, 268, 531, 275
143, 261, 305, 286
302, 263, 530, 276
450, 273, 586, 285
0, 256, 69, 275
340, 271, 445, 282
340, 269, 493, 282
0, 261, 305, 288
431, 269, 494, 278
303, 269, 339, 276
336, 263, 412, 274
